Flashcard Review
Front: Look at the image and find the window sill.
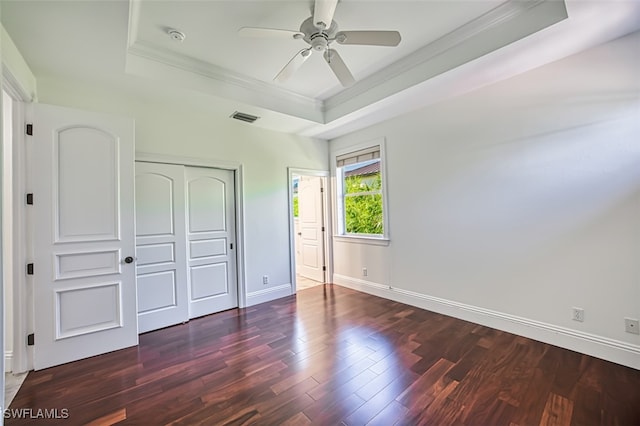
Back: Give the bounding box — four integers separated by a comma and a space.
334, 235, 390, 246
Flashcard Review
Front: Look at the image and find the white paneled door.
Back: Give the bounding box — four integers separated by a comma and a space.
135, 162, 188, 333
185, 167, 237, 318
32, 104, 137, 370
298, 176, 325, 282
135, 164, 237, 330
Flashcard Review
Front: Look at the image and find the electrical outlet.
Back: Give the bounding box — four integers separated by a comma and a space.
572, 307, 584, 322
262, 275, 269, 285
625, 318, 639, 335
362, 267, 368, 277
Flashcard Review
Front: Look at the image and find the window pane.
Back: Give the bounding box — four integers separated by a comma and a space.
344, 160, 381, 194
337, 150, 385, 237
345, 173, 382, 194
345, 194, 383, 235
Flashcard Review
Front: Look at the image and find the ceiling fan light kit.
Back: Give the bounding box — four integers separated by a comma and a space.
238, 0, 401, 88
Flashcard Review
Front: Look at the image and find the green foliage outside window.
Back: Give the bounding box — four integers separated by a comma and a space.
293, 195, 299, 217
344, 172, 383, 235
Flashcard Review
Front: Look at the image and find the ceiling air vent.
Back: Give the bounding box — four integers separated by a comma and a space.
230, 111, 259, 124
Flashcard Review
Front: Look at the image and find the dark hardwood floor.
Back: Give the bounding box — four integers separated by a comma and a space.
7, 285, 640, 425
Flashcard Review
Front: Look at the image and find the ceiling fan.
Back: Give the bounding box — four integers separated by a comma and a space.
238, 0, 401, 87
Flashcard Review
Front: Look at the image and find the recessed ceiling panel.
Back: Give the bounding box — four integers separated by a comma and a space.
132, 0, 504, 99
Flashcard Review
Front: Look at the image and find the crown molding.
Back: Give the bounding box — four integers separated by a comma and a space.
324, 0, 548, 111
323, 0, 568, 121
129, 41, 320, 109
126, 0, 324, 123
126, 41, 324, 123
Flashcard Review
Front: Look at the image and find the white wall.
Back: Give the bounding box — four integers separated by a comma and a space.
36, 76, 328, 303
1, 24, 36, 101
330, 31, 640, 369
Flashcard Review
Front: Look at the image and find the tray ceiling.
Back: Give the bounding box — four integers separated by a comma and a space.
2, 1, 639, 138
126, 0, 570, 126
130, 0, 505, 100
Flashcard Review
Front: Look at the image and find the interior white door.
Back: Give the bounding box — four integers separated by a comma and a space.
32, 103, 137, 370
135, 162, 188, 333
185, 166, 237, 318
298, 176, 325, 282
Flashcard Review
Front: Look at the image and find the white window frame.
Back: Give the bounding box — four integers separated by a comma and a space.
333, 138, 390, 245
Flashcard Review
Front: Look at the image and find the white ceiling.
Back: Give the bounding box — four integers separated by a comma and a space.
2, 0, 640, 139
132, 0, 504, 100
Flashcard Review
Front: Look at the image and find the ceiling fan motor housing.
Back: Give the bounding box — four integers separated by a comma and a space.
310, 33, 328, 51
300, 17, 338, 51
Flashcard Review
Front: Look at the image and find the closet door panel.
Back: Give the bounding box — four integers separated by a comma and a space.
185, 166, 238, 318
135, 162, 188, 333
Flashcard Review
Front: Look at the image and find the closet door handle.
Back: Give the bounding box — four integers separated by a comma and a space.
124, 256, 134, 264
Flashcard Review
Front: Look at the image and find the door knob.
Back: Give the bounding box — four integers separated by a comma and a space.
124, 256, 134, 264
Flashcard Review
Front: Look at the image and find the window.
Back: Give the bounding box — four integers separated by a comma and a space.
336, 143, 387, 238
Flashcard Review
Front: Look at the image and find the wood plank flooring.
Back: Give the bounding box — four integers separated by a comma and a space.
7, 285, 640, 425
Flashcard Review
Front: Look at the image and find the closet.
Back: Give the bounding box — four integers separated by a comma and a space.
135, 162, 237, 333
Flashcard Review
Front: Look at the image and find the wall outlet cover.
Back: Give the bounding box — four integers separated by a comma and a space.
624, 318, 639, 334
572, 307, 584, 322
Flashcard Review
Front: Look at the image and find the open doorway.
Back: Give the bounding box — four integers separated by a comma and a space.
289, 169, 330, 292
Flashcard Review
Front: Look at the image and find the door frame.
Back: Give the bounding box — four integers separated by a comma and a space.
3, 72, 34, 374
287, 168, 332, 293
136, 152, 248, 308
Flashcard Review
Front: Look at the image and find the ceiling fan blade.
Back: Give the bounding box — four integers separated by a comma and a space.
238, 27, 304, 40
313, 0, 338, 29
274, 49, 313, 83
323, 48, 355, 87
335, 31, 401, 46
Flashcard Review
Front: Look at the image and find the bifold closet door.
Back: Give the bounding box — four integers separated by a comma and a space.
185, 166, 238, 318
135, 162, 189, 333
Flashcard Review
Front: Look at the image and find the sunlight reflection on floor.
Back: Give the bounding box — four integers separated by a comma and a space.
296, 275, 323, 291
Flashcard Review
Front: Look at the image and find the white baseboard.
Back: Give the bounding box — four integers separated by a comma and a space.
333, 274, 640, 370
246, 283, 293, 307
5, 350, 13, 373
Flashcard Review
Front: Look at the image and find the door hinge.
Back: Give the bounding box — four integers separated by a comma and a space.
320, 187, 324, 193
26, 193, 34, 205
230, 243, 233, 250
27, 333, 34, 346
26, 263, 34, 275
322, 226, 325, 232
322, 266, 326, 271
25, 123, 33, 136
